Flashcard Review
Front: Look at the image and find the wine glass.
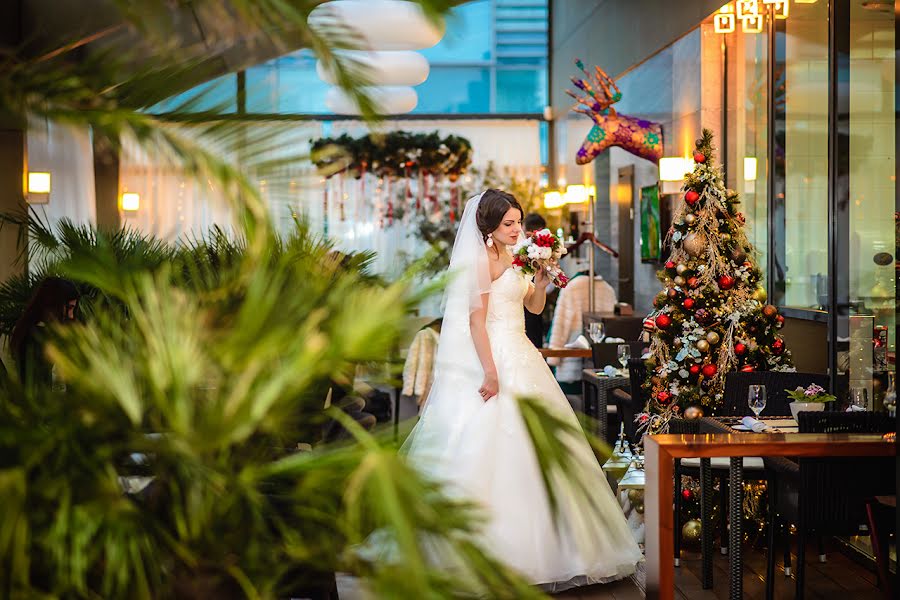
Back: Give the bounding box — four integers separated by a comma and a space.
748, 385, 767, 418
849, 388, 868, 411
617, 344, 631, 375
589, 322, 605, 343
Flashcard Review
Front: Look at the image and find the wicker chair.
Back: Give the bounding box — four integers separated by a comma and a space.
765, 411, 896, 600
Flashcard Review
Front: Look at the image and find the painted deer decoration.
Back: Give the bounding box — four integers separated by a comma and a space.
567, 59, 663, 165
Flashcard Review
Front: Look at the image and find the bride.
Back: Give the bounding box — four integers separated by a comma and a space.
404, 189, 642, 591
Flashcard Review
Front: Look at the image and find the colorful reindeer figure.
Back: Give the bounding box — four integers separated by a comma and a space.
567, 59, 663, 165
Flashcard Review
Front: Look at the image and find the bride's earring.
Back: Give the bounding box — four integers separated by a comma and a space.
486, 233, 494, 247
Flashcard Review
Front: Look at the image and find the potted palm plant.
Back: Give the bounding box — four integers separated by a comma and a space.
786, 383, 836, 422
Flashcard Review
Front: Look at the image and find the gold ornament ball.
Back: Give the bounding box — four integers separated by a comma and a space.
752, 287, 767, 302
721, 233, 732, 243
682, 519, 702, 544
673, 275, 686, 287
627, 489, 644, 505
696, 339, 710, 353
684, 213, 696, 226
676, 263, 689, 275
634, 503, 645, 515
731, 247, 747, 263
684, 406, 705, 420
706, 331, 720, 345
683, 233, 706, 257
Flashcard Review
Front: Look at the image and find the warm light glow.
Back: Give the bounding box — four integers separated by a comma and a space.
794, 0, 817, 3
743, 157, 758, 181
718, 3, 735, 13
659, 157, 694, 182
742, 14, 764, 33
27, 172, 51, 194
715, 12, 736, 33
774, 1, 789, 18
564, 184, 588, 204
543, 191, 565, 209
736, 0, 759, 19
121, 192, 140, 212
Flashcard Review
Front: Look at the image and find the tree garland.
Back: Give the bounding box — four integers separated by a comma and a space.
311, 131, 473, 180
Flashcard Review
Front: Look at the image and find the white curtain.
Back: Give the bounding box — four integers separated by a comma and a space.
26, 122, 96, 226
117, 119, 542, 280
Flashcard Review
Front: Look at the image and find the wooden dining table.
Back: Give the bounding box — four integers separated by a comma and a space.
643, 430, 896, 600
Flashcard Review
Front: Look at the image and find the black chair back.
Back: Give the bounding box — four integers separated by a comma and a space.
622, 357, 648, 444
797, 411, 896, 534
722, 371, 829, 417
591, 341, 646, 369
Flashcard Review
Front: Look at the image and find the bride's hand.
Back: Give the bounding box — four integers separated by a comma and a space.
534, 266, 551, 288
479, 371, 499, 402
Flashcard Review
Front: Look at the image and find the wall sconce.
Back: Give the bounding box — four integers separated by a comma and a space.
121, 192, 140, 212
543, 190, 565, 209
659, 157, 694, 195
736, 0, 759, 19
564, 184, 587, 204
773, 1, 789, 18
743, 157, 758, 181
27, 171, 51, 204
714, 11, 736, 33
742, 14, 764, 33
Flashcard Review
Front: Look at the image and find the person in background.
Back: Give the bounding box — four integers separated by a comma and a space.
546, 258, 617, 393
522, 212, 548, 348
10, 276, 80, 387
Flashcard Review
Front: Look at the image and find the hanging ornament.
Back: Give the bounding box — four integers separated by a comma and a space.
772, 339, 785, 355
685, 190, 700, 205
665, 260, 676, 270
681, 488, 694, 501
695, 308, 711, 324
673, 275, 686, 287
717, 275, 736, 290
667, 288, 680, 300
676, 263, 689, 276
657, 390, 673, 404
682, 519, 702, 544
643, 318, 657, 333
693, 150, 706, 164
683, 298, 696, 310
734, 342, 747, 356
776, 314, 785, 329
635, 503, 645, 515
696, 339, 710, 353
684, 213, 696, 226
706, 331, 720, 345
687, 276, 700, 289
721, 233, 732, 243
688, 364, 701, 376
701, 364, 718, 378
683, 233, 706, 257
628, 489, 644, 504
762, 304, 778, 319
684, 405, 704, 419
731, 247, 747, 263
655, 314, 672, 330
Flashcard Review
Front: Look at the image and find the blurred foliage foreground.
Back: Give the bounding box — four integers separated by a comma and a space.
0, 213, 611, 600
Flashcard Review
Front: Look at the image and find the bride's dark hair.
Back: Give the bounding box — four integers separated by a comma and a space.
475, 189, 523, 242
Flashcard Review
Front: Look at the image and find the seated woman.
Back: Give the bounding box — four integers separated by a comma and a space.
10, 277, 79, 387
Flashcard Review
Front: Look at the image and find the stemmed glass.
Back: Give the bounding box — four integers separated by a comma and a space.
748, 385, 767, 418
589, 322, 605, 343
617, 344, 631, 375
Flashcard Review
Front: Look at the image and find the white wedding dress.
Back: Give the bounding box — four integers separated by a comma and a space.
404, 266, 643, 591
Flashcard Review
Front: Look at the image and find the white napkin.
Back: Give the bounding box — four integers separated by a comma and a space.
602, 365, 619, 377
741, 416, 770, 433
565, 334, 591, 350
846, 405, 866, 412
604, 337, 626, 344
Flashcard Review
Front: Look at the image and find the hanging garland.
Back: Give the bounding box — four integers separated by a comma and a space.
311, 131, 473, 180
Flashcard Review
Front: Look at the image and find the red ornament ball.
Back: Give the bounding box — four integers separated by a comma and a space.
665, 260, 676, 270
762, 304, 778, 319
694, 308, 711, 324
657, 391, 672, 405
685, 190, 700, 205
740, 364, 755, 372
682, 489, 694, 501
717, 275, 736, 290
734, 342, 747, 355
683, 298, 696, 310
693, 151, 706, 164
701, 364, 718, 378
689, 364, 701, 376
776, 315, 785, 329
655, 314, 672, 329
772, 339, 785, 355
687, 276, 700, 289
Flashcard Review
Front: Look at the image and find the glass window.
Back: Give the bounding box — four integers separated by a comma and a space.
420, 0, 492, 64
496, 68, 545, 113
149, 74, 237, 113
411, 67, 490, 113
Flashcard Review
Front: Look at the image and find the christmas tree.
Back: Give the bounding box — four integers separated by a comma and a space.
641, 129, 793, 429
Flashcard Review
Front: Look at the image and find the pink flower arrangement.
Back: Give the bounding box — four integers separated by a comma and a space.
511, 229, 569, 288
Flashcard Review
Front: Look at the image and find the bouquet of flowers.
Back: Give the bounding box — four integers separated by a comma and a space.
511, 229, 569, 288
785, 383, 836, 404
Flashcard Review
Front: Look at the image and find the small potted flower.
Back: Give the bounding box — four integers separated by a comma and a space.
786, 383, 836, 421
